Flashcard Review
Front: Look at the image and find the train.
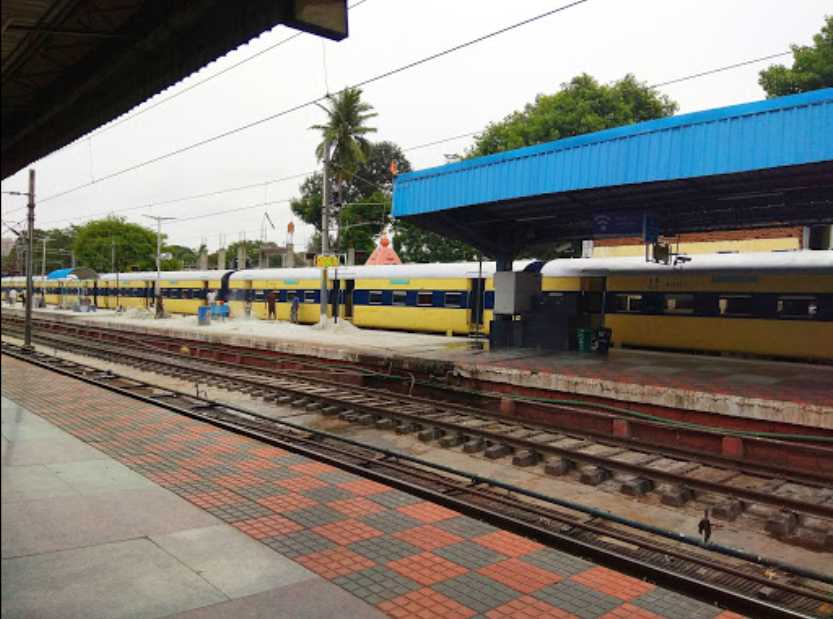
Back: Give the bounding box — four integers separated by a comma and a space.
3, 250, 831, 361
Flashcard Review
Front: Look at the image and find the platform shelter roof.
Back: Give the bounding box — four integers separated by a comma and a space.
46, 267, 97, 280
2, 0, 348, 179
392, 90, 833, 257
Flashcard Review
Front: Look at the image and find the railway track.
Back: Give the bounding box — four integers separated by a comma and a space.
3, 318, 833, 544
2, 339, 831, 619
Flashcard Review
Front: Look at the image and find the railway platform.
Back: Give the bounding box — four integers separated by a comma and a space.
1, 355, 746, 619
7, 306, 833, 430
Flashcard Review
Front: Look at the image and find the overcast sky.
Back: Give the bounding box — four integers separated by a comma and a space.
1, 0, 829, 253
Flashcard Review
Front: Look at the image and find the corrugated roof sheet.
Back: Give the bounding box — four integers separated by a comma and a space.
392, 89, 833, 218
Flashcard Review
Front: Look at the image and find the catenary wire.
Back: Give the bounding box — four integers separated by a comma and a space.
35, 0, 373, 162
37, 0, 592, 205
34, 44, 791, 213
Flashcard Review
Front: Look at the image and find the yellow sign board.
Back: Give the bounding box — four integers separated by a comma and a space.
315, 255, 339, 268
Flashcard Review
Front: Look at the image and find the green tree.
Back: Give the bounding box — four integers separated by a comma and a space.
161, 244, 197, 271
3, 226, 77, 275
312, 87, 378, 204
72, 217, 156, 272
395, 74, 677, 262
291, 141, 411, 254
393, 221, 477, 263
467, 74, 677, 158
759, 16, 833, 97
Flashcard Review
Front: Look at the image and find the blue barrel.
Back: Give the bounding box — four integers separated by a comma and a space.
198, 305, 211, 326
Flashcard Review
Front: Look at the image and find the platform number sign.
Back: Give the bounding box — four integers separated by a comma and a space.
315, 255, 339, 268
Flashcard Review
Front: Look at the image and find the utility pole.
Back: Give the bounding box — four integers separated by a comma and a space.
143, 215, 176, 318
41, 235, 47, 277
320, 141, 331, 324
24, 169, 35, 350
321, 140, 331, 255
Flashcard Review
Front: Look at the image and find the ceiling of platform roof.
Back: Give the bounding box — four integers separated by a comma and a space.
392, 89, 833, 257
1, 0, 348, 180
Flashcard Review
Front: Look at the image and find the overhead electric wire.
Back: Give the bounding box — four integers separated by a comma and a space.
38, 0, 591, 205
647, 51, 791, 89
36, 0, 373, 162
38, 170, 313, 228
167, 198, 292, 225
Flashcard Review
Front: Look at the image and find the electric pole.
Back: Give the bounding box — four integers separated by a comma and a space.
41, 235, 47, 277
24, 169, 35, 350
321, 140, 331, 255
320, 140, 331, 324
143, 215, 176, 318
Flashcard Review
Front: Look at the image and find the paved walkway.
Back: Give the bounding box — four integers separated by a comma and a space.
2, 355, 744, 619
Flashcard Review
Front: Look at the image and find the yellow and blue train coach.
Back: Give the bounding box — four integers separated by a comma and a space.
335, 263, 503, 336
228, 268, 325, 323
541, 251, 833, 361
92, 270, 234, 312
230, 262, 540, 334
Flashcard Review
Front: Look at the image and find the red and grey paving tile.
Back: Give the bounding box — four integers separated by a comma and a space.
2, 355, 744, 618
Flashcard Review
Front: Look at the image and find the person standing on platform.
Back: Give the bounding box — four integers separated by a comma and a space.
698, 509, 712, 544
290, 295, 300, 324
8, 288, 18, 306
206, 289, 216, 307
266, 290, 277, 320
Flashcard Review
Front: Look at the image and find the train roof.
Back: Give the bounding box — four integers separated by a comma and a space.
229, 267, 326, 282
540, 250, 833, 276
231, 261, 538, 281
98, 270, 233, 282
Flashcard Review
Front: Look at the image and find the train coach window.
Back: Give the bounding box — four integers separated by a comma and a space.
612, 293, 642, 313
719, 295, 754, 316
777, 296, 817, 319
392, 290, 408, 306
304, 291, 317, 303
417, 291, 434, 307
445, 292, 463, 308
664, 293, 695, 314
287, 291, 297, 302
368, 290, 384, 305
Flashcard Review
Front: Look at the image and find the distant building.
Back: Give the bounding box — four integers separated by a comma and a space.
587, 226, 832, 257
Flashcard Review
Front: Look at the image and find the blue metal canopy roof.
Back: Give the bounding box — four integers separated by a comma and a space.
47, 267, 98, 280
391, 90, 833, 257
47, 268, 73, 280
393, 89, 833, 219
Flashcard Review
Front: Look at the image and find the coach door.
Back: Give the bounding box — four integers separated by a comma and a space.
344, 279, 355, 320
469, 276, 487, 335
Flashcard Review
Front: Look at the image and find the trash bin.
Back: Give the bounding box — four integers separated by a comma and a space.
594, 327, 612, 354
576, 328, 593, 352
198, 305, 211, 326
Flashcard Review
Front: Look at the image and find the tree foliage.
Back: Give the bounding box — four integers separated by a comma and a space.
467, 74, 677, 158
400, 74, 677, 262
393, 221, 477, 263
72, 217, 156, 273
2, 226, 77, 275
759, 16, 833, 97
312, 87, 378, 195
291, 141, 411, 254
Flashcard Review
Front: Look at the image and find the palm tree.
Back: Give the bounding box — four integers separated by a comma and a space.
312, 87, 378, 192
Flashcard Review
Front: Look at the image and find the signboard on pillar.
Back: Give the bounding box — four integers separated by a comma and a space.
315, 254, 339, 268
592, 211, 658, 240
